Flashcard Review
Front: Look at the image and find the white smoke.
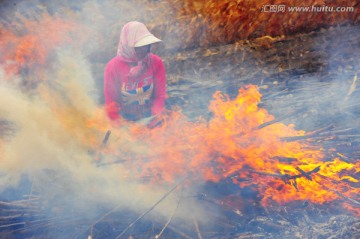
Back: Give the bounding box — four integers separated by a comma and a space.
0, 47, 209, 236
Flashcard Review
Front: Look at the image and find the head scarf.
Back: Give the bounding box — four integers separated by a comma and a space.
117, 21, 154, 77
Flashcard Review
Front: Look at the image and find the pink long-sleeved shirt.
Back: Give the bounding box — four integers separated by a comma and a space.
104, 53, 166, 121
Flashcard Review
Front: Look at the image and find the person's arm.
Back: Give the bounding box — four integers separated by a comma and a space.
151, 57, 167, 116
104, 62, 121, 121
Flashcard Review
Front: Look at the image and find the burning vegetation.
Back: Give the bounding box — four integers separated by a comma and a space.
0, 0, 359, 238
152, 0, 360, 51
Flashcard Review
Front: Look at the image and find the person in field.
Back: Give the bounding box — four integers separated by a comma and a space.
104, 21, 166, 128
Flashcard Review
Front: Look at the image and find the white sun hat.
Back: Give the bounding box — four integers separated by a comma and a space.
135, 34, 162, 47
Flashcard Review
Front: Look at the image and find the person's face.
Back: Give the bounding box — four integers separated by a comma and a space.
135, 45, 151, 60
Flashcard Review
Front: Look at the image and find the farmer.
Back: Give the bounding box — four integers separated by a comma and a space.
104, 21, 166, 128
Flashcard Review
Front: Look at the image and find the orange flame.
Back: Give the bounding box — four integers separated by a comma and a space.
0, 13, 81, 81
94, 85, 360, 214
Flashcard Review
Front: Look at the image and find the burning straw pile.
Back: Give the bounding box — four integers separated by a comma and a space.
0, 0, 360, 239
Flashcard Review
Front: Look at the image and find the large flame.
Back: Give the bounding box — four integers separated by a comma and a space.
102, 85, 359, 215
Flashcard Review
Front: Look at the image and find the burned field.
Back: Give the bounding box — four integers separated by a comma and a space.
1, 1, 360, 239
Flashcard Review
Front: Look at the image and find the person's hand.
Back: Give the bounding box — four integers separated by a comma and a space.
110, 119, 122, 128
